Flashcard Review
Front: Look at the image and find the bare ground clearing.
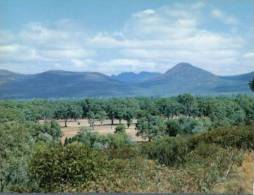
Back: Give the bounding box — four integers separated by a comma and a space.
40, 119, 143, 143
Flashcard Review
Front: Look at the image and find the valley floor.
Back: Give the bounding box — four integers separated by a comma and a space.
40, 119, 144, 143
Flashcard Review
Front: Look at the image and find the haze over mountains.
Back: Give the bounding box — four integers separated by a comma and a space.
0, 63, 253, 99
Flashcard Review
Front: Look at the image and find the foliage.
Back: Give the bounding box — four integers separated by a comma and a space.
29, 143, 107, 191
0, 122, 34, 191
107, 132, 132, 149
136, 115, 165, 141
114, 124, 126, 134
249, 77, 254, 92
142, 136, 190, 166
32, 120, 62, 141
65, 128, 108, 149
0, 95, 254, 193
190, 124, 254, 149
54, 103, 82, 127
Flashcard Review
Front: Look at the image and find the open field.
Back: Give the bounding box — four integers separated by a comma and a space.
40, 119, 143, 143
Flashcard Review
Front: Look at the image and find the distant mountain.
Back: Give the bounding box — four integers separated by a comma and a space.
0, 70, 134, 98
0, 69, 23, 86
138, 63, 253, 95
111, 71, 161, 84
220, 71, 254, 81
0, 63, 253, 98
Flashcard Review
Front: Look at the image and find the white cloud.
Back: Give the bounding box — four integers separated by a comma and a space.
134, 9, 155, 18
0, 2, 252, 75
211, 9, 238, 25
244, 52, 254, 60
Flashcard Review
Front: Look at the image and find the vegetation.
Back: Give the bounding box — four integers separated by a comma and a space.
0, 94, 253, 192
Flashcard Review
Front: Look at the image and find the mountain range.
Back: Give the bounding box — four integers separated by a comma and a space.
0, 63, 253, 98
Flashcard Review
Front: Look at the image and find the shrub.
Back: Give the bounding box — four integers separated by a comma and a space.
107, 132, 132, 149
106, 145, 140, 159
0, 122, 34, 192
29, 143, 107, 191
32, 120, 62, 142
190, 124, 254, 149
114, 124, 126, 134
143, 136, 190, 166
164, 117, 212, 136
65, 128, 108, 149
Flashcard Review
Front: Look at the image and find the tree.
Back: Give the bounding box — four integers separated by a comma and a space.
95, 110, 107, 125
114, 101, 126, 124
235, 95, 254, 123
123, 108, 135, 128
0, 122, 33, 191
106, 100, 117, 126
87, 111, 96, 129
54, 103, 82, 127
158, 99, 182, 119
33, 120, 62, 141
249, 77, 254, 92
165, 119, 179, 136
136, 115, 165, 141
70, 104, 83, 122
177, 94, 199, 116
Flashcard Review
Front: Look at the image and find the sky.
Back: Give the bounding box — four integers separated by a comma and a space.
0, 0, 253, 75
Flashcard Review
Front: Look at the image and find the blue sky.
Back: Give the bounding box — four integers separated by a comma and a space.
0, 0, 253, 75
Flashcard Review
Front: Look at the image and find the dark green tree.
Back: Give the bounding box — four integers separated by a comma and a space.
249, 77, 254, 91
54, 103, 82, 127
136, 115, 165, 141
114, 124, 126, 134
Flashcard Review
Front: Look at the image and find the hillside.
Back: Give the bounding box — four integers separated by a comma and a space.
0, 63, 252, 98
0, 69, 23, 86
0, 70, 134, 98
137, 63, 253, 95
111, 71, 161, 84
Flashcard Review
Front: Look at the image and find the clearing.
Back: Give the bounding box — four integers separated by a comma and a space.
41, 119, 143, 143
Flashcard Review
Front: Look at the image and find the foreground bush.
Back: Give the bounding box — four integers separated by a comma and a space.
29, 143, 107, 191
142, 136, 190, 166
190, 124, 254, 149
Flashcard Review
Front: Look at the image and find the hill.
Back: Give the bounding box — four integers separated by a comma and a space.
0, 63, 252, 98
136, 63, 253, 95
0, 69, 23, 86
0, 70, 134, 98
111, 71, 161, 84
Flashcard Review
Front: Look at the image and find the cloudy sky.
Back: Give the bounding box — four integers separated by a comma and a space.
0, 0, 253, 75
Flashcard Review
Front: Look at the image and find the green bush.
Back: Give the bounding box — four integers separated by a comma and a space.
114, 124, 126, 134
143, 136, 190, 166
0, 122, 34, 192
31, 120, 62, 142
65, 128, 108, 149
107, 132, 132, 149
29, 143, 107, 191
164, 117, 212, 137
105, 145, 140, 159
190, 124, 254, 149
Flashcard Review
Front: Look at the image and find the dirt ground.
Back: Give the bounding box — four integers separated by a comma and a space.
40, 119, 143, 143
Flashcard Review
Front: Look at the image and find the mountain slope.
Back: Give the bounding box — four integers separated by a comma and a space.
111, 71, 161, 84
137, 63, 253, 95
0, 69, 23, 86
137, 63, 219, 95
0, 70, 133, 98
214, 72, 254, 93
0, 63, 252, 98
